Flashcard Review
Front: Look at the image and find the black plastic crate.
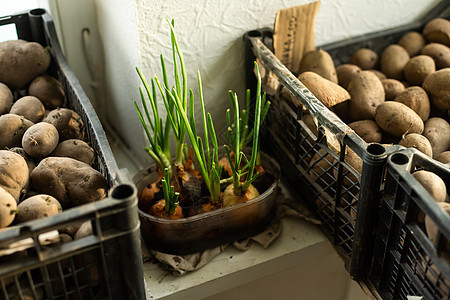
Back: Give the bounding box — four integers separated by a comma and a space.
370, 148, 450, 300
244, 1, 449, 280
0, 9, 145, 299
245, 29, 395, 280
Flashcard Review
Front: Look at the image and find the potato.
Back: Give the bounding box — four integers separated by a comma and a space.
50, 139, 95, 166
5, 275, 44, 300
0, 114, 34, 149
8, 147, 36, 176
422, 117, 450, 158
347, 70, 385, 121
22, 122, 59, 159
16, 194, 62, 223
394, 86, 430, 121
74, 220, 92, 239
380, 44, 410, 80
398, 31, 426, 56
279, 86, 303, 109
30, 157, 107, 208
413, 170, 447, 203
421, 43, 450, 69
309, 149, 335, 187
435, 151, 450, 165
425, 202, 450, 252
368, 69, 387, 81
302, 114, 318, 137
349, 48, 378, 70
381, 78, 405, 101
0, 150, 29, 202
374, 102, 424, 137
298, 49, 338, 83
0, 40, 50, 90
422, 68, 450, 111
398, 133, 433, 157
28, 74, 66, 109
334, 147, 362, 189
0, 82, 13, 115
297, 72, 350, 108
422, 17, 450, 46
348, 120, 382, 143
44, 108, 85, 141
335, 64, 361, 89
73, 221, 100, 286
0, 186, 17, 228
403, 55, 436, 86
9, 96, 45, 123
60, 221, 84, 238
332, 100, 351, 123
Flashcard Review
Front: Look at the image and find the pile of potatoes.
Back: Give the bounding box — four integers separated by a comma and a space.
0, 39, 108, 231
286, 17, 450, 255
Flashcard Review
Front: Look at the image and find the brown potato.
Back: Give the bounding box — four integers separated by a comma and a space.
44, 108, 85, 141
374, 102, 424, 137
380, 44, 410, 80
301, 113, 318, 137
299, 49, 338, 83
347, 70, 385, 121
28, 74, 66, 109
8, 147, 36, 176
348, 120, 382, 143
422, 18, 450, 46
422, 117, 450, 158
335, 147, 362, 189
5, 275, 44, 300
421, 43, 450, 69
413, 170, 447, 203
309, 149, 336, 188
349, 48, 378, 70
368, 69, 387, 81
297, 71, 350, 108
332, 100, 351, 123
435, 151, 450, 164
9, 96, 45, 123
0, 40, 50, 90
0, 186, 17, 228
22, 122, 59, 159
394, 86, 430, 121
403, 55, 436, 86
425, 202, 450, 252
73, 221, 101, 286
50, 139, 95, 166
0, 82, 13, 115
422, 68, 450, 111
398, 133, 433, 157
16, 194, 62, 223
398, 31, 426, 56
381, 78, 406, 101
30, 157, 107, 208
414, 170, 448, 224
0, 150, 29, 202
0, 114, 34, 149
279, 86, 303, 109
336, 64, 361, 89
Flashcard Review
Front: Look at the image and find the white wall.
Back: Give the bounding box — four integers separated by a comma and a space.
93, 0, 439, 173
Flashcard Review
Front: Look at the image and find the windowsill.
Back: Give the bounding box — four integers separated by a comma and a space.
110, 141, 361, 300
143, 217, 330, 300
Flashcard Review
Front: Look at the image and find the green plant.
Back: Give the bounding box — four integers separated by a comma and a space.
159, 20, 223, 203
134, 69, 172, 174
134, 20, 190, 175
224, 62, 269, 196
161, 167, 179, 214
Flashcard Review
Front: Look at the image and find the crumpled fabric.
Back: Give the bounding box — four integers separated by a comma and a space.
141, 188, 320, 276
